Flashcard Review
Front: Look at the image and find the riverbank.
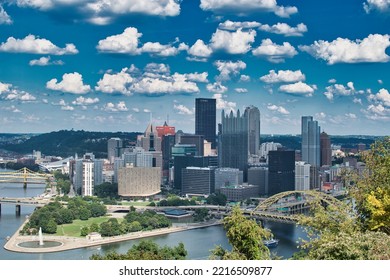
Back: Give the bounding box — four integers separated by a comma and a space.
4, 218, 222, 254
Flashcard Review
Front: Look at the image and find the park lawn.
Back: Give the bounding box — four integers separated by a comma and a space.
56, 216, 124, 237
121, 201, 151, 207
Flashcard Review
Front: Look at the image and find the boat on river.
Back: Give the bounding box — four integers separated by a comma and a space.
263, 238, 279, 248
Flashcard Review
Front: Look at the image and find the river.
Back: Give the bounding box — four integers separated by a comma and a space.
0, 181, 307, 260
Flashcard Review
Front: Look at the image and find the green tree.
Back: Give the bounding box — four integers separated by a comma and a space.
94, 182, 118, 198
90, 240, 187, 260
295, 199, 390, 260
350, 137, 390, 234
43, 218, 57, 234
80, 226, 90, 237
210, 206, 271, 260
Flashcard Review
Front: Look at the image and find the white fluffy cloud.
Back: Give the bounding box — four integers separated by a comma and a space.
184, 72, 209, 83
235, 88, 248, 93
278, 81, 315, 96
252, 39, 297, 63
15, 0, 181, 24
368, 88, 390, 107
207, 82, 228, 94
96, 64, 200, 96
141, 41, 188, 57
299, 34, 390, 64
0, 81, 11, 94
210, 28, 256, 55
174, 104, 194, 115
323, 82, 356, 101
0, 34, 78, 55
5, 91, 37, 102
259, 23, 307, 37
214, 60, 246, 81
0, 5, 12, 25
46, 72, 91, 94
97, 27, 187, 56
218, 20, 261, 31
103, 101, 128, 112
364, 0, 390, 13
213, 93, 236, 111
260, 69, 305, 83
363, 104, 390, 120
199, 0, 298, 18
97, 27, 142, 54
72, 96, 100, 106
29, 56, 64, 66
86, 0, 181, 21
267, 104, 290, 114
95, 67, 134, 95
187, 40, 212, 61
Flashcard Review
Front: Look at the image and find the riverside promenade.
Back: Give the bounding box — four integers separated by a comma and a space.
4, 219, 222, 254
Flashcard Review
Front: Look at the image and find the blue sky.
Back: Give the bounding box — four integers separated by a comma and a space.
1, 0, 390, 135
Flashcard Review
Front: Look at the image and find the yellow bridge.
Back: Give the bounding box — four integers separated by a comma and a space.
0, 167, 49, 188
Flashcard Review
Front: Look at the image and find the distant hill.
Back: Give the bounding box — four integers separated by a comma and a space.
261, 134, 382, 151
0, 130, 142, 158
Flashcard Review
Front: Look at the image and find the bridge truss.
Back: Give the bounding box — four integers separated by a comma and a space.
250, 190, 344, 222
0, 167, 49, 185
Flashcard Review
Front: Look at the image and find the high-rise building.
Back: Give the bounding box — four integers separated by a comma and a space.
320, 132, 332, 166
137, 122, 162, 152
268, 150, 295, 196
173, 155, 218, 190
156, 121, 175, 138
181, 167, 215, 196
214, 168, 243, 191
219, 109, 249, 179
248, 167, 268, 196
295, 161, 311, 191
259, 142, 282, 162
107, 138, 123, 163
73, 153, 103, 196
180, 134, 205, 156
161, 134, 176, 182
301, 116, 320, 167
245, 105, 261, 156
195, 98, 216, 149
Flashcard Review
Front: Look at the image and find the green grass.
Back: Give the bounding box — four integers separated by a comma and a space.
120, 201, 151, 207
55, 216, 123, 237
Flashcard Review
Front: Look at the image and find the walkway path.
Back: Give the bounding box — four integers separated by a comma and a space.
3, 219, 222, 254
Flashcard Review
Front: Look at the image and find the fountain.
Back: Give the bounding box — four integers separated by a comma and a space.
38, 227, 44, 246
17, 227, 62, 249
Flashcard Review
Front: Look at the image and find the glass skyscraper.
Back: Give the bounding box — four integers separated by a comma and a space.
301, 116, 320, 167
195, 98, 216, 149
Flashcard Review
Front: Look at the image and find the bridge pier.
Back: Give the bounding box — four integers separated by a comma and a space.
23, 182, 27, 189
15, 204, 21, 216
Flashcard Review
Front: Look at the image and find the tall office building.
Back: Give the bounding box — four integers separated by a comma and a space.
301, 116, 320, 167
73, 153, 103, 196
180, 134, 205, 156
214, 168, 243, 191
181, 167, 215, 196
295, 161, 311, 191
107, 138, 123, 163
320, 131, 332, 166
268, 150, 295, 196
161, 134, 176, 182
245, 105, 261, 156
248, 167, 268, 196
156, 121, 175, 138
137, 122, 162, 152
195, 98, 216, 149
219, 106, 261, 175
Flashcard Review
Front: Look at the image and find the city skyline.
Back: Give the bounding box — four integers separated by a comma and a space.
1, 1, 390, 135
